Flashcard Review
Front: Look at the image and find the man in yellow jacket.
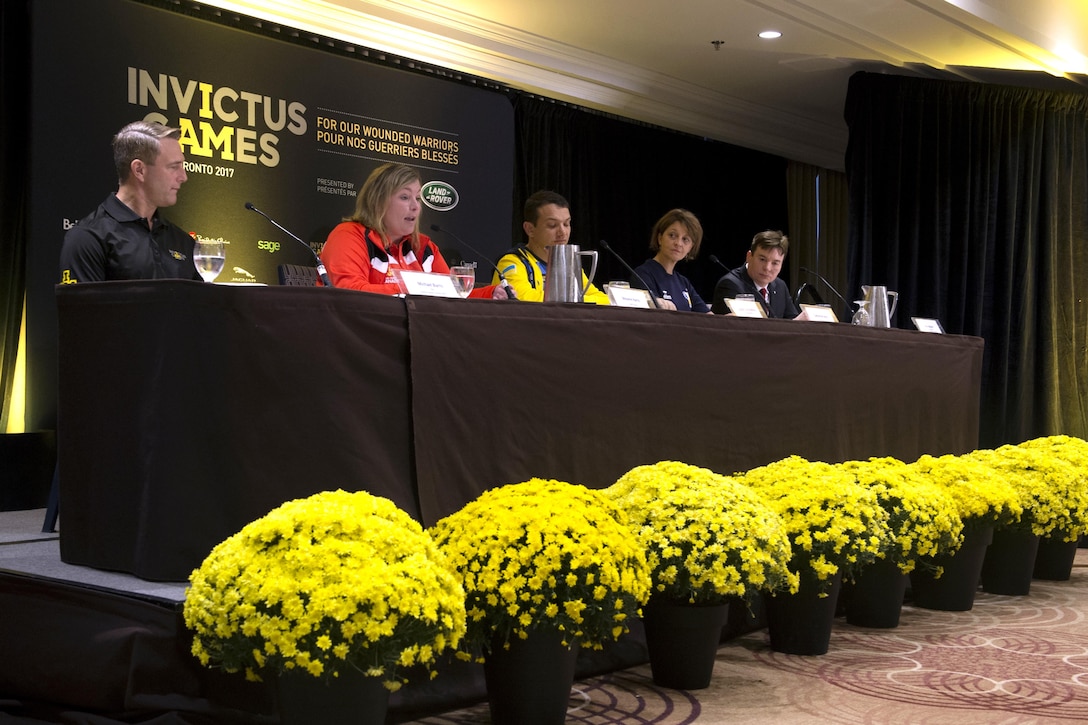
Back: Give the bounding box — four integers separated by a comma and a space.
493, 190, 610, 304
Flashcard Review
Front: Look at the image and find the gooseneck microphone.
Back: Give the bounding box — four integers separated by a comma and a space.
707, 254, 730, 273
598, 240, 662, 309
245, 202, 333, 288
799, 266, 850, 319
429, 224, 516, 299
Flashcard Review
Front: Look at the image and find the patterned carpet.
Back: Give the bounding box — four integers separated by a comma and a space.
409, 552, 1088, 724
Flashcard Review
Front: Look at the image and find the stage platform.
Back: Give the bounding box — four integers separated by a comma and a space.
0, 508, 664, 724
0, 509, 187, 600
0, 508, 276, 723
8, 516, 1088, 724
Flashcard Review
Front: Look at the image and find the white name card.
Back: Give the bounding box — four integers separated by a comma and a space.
912, 317, 945, 333
395, 270, 461, 298
801, 304, 839, 323
607, 286, 655, 308
725, 297, 767, 318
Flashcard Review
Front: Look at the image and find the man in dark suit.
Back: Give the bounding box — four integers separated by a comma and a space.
712, 230, 802, 318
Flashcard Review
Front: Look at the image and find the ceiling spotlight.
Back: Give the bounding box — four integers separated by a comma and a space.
711, 40, 724, 51
758, 30, 782, 39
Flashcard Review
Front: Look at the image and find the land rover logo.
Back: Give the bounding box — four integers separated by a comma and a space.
420, 181, 459, 211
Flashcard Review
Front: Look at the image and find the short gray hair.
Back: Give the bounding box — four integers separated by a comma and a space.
113, 121, 182, 183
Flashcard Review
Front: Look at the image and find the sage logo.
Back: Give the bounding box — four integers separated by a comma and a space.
257, 240, 281, 253
420, 180, 459, 211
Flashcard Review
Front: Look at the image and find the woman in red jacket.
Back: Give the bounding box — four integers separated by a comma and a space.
320, 162, 506, 298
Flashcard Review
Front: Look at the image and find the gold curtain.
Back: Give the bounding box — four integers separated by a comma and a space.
786, 161, 850, 317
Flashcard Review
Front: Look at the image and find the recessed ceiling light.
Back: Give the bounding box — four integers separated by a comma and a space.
759, 30, 782, 40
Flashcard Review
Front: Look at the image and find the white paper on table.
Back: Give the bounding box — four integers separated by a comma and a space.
394, 270, 461, 298
607, 286, 655, 308
801, 304, 839, 323
725, 297, 767, 318
912, 317, 945, 333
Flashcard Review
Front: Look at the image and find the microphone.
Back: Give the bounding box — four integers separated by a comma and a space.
706, 254, 740, 315
799, 266, 850, 319
245, 202, 333, 288
429, 224, 516, 299
598, 240, 662, 309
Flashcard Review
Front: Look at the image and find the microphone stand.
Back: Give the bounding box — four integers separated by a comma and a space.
799, 266, 851, 321
598, 240, 662, 309
708, 254, 768, 314
709, 254, 780, 316
707, 254, 730, 273
430, 224, 516, 299
245, 202, 333, 287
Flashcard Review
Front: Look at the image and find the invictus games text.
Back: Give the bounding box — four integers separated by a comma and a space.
128, 67, 307, 169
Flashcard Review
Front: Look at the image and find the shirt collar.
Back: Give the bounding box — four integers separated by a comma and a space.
105, 192, 164, 230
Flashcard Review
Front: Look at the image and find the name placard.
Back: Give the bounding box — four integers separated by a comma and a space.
395, 270, 461, 298
607, 286, 655, 308
725, 297, 767, 318
912, 317, 945, 333
801, 304, 839, 323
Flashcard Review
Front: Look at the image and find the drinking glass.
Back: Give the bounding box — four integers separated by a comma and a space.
450, 264, 475, 298
193, 239, 225, 283
852, 300, 871, 326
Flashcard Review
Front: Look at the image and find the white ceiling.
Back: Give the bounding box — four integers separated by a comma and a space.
202, 0, 1088, 170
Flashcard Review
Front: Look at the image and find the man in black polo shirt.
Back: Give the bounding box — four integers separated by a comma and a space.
59, 120, 201, 284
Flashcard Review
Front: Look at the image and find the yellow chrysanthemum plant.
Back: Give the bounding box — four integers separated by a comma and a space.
737, 456, 891, 594
603, 461, 798, 607
183, 490, 467, 691
967, 437, 1088, 540
428, 478, 652, 662
1018, 435, 1088, 542
907, 451, 1023, 539
1023, 434, 1088, 473
836, 457, 963, 574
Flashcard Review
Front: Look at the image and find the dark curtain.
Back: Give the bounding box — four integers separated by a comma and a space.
845, 71, 1088, 447
787, 162, 851, 321
512, 94, 789, 300
0, 0, 31, 431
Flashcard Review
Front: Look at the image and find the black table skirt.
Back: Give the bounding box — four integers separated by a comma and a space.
56, 281, 983, 581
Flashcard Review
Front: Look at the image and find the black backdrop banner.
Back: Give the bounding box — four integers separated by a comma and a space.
27, 0, 514, 430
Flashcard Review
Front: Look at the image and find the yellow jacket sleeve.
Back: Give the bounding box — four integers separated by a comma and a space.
494, 251, 545, 302
583, 277, 611, 305
493, 250, 610, 305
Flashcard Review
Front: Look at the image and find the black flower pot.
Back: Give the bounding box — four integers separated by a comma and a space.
276, 667, 389, 725
642, 598, 729, 689
1034, 533, 1080, 581
764, 572, 842, 655
911, 523, 993, 611
981, 527, 1040, 596
844, 558, 908, 628
483, 628, 579, 725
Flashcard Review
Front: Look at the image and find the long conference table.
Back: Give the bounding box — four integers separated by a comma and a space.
56, 281, 984, 581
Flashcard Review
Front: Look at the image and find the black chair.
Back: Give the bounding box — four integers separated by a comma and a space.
278, 264, 319, 286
